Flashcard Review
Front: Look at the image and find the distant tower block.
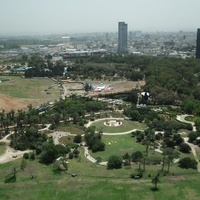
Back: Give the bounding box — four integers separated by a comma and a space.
196, 28, 200, 59
118, 22, 128, 54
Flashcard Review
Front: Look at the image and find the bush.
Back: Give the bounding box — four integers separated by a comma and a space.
29, 152, 35, 160
68, 152, 74, 159
23, 153, 29, 159
178, 157, 198, 169
179, 143, 191, 153
73, 134, 82, 143
107, 155, 122, 169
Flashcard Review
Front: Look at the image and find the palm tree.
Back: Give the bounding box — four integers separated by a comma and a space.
143, 138, 151, 156
162, 147, 179, 173
132, 151, 143, 170
152, 175, 160, 190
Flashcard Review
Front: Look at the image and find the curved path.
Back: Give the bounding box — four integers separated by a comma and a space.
176, 115, 196, 131
85, 117, 144, 135
176, 114, 200, 172
84, 115, 200, 170
83, 117, 146, 166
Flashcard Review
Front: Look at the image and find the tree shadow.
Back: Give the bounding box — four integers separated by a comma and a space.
4, 176, 16, 183
150, 187, 159, 192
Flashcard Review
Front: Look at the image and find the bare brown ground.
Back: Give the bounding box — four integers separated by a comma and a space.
0, 80, 145, 112
0, 94, 48, 112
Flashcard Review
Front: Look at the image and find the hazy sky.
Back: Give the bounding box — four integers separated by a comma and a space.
0, 0, 200, 35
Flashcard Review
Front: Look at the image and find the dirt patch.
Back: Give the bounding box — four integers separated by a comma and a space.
166, 176, 186, 181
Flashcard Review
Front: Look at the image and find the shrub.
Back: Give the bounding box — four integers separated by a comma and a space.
23, 153, 29, 159
178, 157, 198, 169
179, 143, 191, 153
107, 155, 122, 169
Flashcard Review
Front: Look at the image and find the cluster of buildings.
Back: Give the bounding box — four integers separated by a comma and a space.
117, 21, 200, 59
1, 23, 200, 61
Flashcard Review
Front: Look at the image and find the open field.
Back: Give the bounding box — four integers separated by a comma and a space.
0, 76, 142, 112
54, 123, 85, 135
90, 134, 146, 161
0, 150, 199, 200
0, 76, 60, 111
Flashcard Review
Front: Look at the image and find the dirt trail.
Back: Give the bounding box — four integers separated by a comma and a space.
0, 133, 31, 164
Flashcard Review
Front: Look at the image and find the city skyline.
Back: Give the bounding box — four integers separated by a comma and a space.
0, 0, 200, 36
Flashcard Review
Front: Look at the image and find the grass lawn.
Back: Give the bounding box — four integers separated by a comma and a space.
55, 123, 85, 135
0, 151, 199, 200
92, 119, 147, 133
184, 116, 196, 122
90, 134, 146, 161
0, 76, 60, 99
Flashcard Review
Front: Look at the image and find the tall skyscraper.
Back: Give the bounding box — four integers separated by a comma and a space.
196, 28, 200, 59
118, 22, 128, 54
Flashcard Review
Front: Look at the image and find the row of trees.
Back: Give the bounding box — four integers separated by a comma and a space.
107, 150, 197, 171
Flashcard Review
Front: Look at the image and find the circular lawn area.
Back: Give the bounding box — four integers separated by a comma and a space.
91, 119, 147, 133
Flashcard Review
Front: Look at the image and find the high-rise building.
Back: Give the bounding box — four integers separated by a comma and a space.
196, 28, 200, 58
129, 31, 133, 41
118, 22, 128, 54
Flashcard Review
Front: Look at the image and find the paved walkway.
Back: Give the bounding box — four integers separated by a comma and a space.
177, 114, 200, 172
176, 115, 196, 131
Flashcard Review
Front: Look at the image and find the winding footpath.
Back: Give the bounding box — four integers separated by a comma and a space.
176, 115, 200, 172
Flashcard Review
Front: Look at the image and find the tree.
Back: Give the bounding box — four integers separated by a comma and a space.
179, 143, 191, 153
20, 158, 27, 171
96, 156, 102, 164
161, 147, 176, 172
131, 151, 143, 170
53, 157, 68, 173
107, 155, 122, 169
23, 153, 29, 159
152, 175, 160, 190
178, 157, 198, 169
173, 133, 184, 145
123, 152, 131, 166
165, 149, 179, 173
73, 149, 80, 158
188, 132, 198, 143
127, 89, 138, 104
4, 167, 18, 183
73, 134, 82, 143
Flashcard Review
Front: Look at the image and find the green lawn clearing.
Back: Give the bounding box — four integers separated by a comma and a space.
92, 119, 147, 133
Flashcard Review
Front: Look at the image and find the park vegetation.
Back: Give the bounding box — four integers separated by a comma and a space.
0, 53, 200, 196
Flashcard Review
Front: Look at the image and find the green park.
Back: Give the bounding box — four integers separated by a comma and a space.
0, 54, 200, 199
